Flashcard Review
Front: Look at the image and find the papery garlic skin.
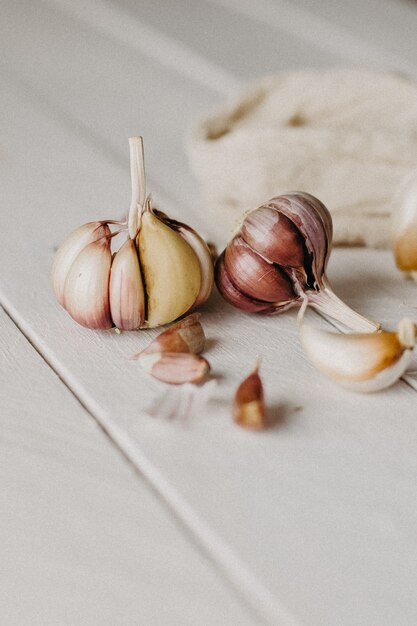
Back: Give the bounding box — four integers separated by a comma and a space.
216, 252, 277, 313
299, 314, 416, 392
138, 210, 202, 328
393, 171, 417, 276
224, 236, 295, 303
52, 222, 110, 305
139, 352, 210, 384
216, 192, 379, 332
63, 237, 113, 329
109, 238, 145, 330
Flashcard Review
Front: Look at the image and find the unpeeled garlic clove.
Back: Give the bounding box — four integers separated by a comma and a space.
299, 300, 416, 392
233, 362, 267, 429
215, 252, 277, 313
139, 352, 210, 384
52, 221, 110, 305
240, 206, 305, 267
392, 171, 417, 278
131, 313, 205, 358
224, 236, 296, 304
216, 192, 379, 331
63, 237, 113, 329
109, 238, 145, 330
137, 199, 202, 328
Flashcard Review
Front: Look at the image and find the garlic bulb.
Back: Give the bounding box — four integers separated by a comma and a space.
52, 137, 214, 330
216, 192, 380, 332
298, 299, 416, 392
393, 171, 417, 280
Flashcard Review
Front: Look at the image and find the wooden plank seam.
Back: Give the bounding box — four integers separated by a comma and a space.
0, 291, 301, 626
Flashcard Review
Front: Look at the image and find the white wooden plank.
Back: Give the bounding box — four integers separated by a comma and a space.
0, 307, 254, 626
292, 0, 417, 72
206, 0, 417, 79
112, 0, 335, 77
2, 2, 417, 625
2, 65, 417, 626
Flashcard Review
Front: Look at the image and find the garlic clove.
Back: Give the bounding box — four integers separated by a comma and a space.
224, 236, 296, 304
233, 362, 267, 430
109, 238, 145, 330
215, 253, 277, 313
299, 306, 416, 392
52, 221, 110, 305
138, 208, 202, 328
392, 171, 417, 276
266, 192, 332, 287
161, 216, 214, 309
139, 352, 210, 384
63, 237, 113, 329
240, 206, 305, 267
131, 313, 205, 358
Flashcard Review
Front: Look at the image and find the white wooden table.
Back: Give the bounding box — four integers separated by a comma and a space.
1, 1, 417, 624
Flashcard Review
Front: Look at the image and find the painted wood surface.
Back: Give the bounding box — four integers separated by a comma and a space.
1, 0, 417, 624
0, 306, 254, 625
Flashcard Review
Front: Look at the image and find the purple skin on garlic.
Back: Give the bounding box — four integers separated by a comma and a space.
215, 192, 379, 331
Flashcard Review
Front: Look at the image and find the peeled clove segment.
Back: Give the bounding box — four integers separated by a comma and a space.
109, 238, 145, 330
139, 352, 210, 384
233, 362, 267, 429
163, 217, 214, 309
393, 171, 417, 278
138, 209, 202, 328
63, 237, 113, 329
131, 313, 205, 358
52, 221, 110, 305
216, 192, 380, 332
299, 306, 416, 392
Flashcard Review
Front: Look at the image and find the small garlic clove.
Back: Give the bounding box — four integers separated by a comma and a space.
63, 237, 113, 329
131, 313, 205, 358
240, 206, 305, 267
277, 191, 333, 282
138, 208, 202, 328
109, 238, 145, 330
52, 222, 110, 305
215, 253, 277, 313
139, 352, 210, 384
224, 236, 296, 304
392, 171, 417, 276
233, 362, 267, 430
299, 303, 416, 392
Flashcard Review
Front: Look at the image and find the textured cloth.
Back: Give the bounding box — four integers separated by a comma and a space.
188, 68, 417, 248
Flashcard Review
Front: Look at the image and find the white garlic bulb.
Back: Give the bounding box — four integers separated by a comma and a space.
298, 299, 416, 392
51, 137, 214, 330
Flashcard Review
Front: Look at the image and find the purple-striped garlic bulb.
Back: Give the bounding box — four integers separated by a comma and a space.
216, 192, 379, 332
51, 137, 214, 331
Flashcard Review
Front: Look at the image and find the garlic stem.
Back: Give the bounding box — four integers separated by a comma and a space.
307, 278, 380, 332
128, 136, 146, 239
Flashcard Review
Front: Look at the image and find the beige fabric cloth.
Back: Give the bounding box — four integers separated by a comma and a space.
188, 68, 417, 248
